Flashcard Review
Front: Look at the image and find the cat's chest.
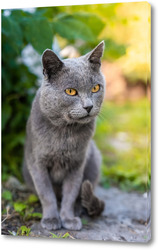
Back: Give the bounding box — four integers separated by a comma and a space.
40, 128, 83, 161
48, 130, 79, 153
41, 125, 90, 154
45, 136, 85, 183
35, 123, 93, 183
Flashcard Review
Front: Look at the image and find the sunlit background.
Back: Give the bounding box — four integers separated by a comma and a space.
2, 2, 151, 192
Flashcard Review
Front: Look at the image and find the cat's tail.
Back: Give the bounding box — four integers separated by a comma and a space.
81, 180, 105, 217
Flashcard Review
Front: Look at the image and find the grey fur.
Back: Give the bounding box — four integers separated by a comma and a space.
23, 41, 106, 231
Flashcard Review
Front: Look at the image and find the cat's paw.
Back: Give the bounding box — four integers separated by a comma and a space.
61, 216, 82, 230
41, 217, 61, 230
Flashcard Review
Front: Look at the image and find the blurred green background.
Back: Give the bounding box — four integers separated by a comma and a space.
2, 3, 151, 192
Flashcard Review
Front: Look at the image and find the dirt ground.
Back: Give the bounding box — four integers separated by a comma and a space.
1, 176, 151, 243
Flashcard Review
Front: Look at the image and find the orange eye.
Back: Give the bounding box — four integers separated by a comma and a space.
92, 84, 100, 93
65, 88, 77, 96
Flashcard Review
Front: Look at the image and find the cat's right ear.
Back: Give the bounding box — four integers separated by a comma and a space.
42, 49, 63, 79
86, 41, 105, 71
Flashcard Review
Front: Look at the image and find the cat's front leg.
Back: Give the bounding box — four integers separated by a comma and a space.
29, 162, 61, 230
60, 167, 84, 230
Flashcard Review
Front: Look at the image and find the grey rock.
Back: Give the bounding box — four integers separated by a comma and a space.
5, 176, 28, 191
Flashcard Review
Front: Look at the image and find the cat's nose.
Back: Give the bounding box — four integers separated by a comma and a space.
83, 105, 93, 113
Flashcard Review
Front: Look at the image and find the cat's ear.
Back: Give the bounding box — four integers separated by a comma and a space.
87, 41, 105, 69
42, 49, 63, 79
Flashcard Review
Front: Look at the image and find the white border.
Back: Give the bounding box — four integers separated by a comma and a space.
0, 0, 151, 9
0, 0, 157, 249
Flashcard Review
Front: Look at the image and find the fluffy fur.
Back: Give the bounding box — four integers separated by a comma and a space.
23, 41, 106, 231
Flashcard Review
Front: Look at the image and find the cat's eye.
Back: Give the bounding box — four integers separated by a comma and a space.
65, 88, 77, 96
92, 84, 100, 93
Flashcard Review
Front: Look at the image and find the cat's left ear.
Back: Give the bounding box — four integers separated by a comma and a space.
86, 41, 105, 69
42, 49, 63, 80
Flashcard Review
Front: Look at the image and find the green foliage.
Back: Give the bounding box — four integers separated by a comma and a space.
30, 212, 42, 219
2, 15, 23, 55
50, 232, 71, 239
11, 193, 41, 220
14, 202, 27, 213
95, 99, 151, 192
26, 194, 39, 204
2, 190, 12, 201
104, 39, 127, 61
12, 199, 42, 221
23, 17, 53, 54
52, 12, 104, 42
10, 196, 41, 222
25, 210, 42, 220
17, 226, 31, 236
53, 13, 96, 42
73, 12, 105, 37
2, 17, 38, 180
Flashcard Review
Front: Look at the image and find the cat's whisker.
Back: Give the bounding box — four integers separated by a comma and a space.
98, 112, 106, 121
97, 115, 104, 122
100, 109, 108, 119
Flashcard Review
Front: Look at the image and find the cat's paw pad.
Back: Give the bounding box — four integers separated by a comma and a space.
41, 217, 61, 230
61, 217, 82, 230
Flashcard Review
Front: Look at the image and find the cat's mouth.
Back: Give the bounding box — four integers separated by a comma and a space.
67, 113, 96, 123
78, 114, 90, 120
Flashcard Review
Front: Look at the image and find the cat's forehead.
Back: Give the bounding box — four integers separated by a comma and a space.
63, 57, 88, 72
58, 58, 91, 88
48, 56, 104, 90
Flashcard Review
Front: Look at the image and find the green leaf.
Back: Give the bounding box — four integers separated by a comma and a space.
2, 15, 23, 54
23, 17, 53, 53
30, 212, 42, 219
27, 194, 39, 204
104, 39, 126, 60
50, 232, 59, 238
17, 226, 31, 236
14, 202, 27, 212
8, 230, 17, 236
50, 232, 70, 239
2, 190, 12, 201
62, 232, 71, 238
2, 103, 12, 130
52, 14, 95, 42
6, 133, 25, 150
25, 212, 42, 220
10, 9, 31, 22
74, 12, 105, 37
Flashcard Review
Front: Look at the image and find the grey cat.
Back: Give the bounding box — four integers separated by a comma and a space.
23, 41, 106, 231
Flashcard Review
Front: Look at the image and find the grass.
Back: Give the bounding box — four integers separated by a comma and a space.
50, 232, 74, 239
9, 226, 31, 236
94, 98, 151, 192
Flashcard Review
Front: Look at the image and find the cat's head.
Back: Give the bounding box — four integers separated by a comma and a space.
40, 41, 105, 125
